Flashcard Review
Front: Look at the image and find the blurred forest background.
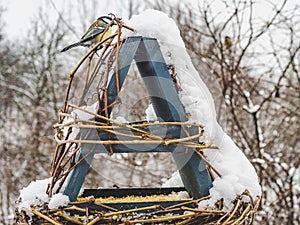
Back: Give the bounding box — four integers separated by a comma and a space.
0, 0, 299, 224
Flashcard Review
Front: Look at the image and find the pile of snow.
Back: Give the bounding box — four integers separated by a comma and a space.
124, 9, 261, 208
48, 193, 70, 209
18, 178, 69, 211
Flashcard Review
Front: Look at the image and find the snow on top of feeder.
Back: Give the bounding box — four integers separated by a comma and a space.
18, 178, 69, 211
48, 193, 69, 209
18, 178, 51, 210
123, 9, 261, 208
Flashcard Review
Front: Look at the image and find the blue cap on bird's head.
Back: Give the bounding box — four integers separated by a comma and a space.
97, 14, 119, 25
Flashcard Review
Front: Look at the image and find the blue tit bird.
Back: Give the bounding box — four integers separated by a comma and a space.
224, 36, 232, 49
61, 16, 115, 52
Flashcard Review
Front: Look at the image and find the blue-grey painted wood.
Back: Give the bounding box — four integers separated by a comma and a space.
63, 36, 212, 201
135, 38, 185, 123
94, 124, 196, 153
96, 36, 142, 152
63, 37, 142, 201
62, 129, 99, 201
98, 36, 142, 119
135, 37, 212, 198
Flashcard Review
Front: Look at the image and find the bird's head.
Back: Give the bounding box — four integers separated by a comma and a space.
97, 14, 119, 25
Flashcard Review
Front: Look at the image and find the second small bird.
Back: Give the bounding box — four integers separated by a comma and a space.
61, 16, 115, 52
224, 36, 232, 49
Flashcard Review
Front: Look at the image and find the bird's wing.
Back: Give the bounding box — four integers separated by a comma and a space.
80, 26, 107, 42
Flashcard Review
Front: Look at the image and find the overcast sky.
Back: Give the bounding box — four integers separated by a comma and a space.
1, 0, 299, 39
2, 0, 123, 38
2, 0, 39, 37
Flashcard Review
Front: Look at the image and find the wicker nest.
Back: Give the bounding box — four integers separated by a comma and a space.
15, 190, 260, 225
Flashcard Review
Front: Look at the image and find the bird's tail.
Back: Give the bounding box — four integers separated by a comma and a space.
61, 42, 82, 52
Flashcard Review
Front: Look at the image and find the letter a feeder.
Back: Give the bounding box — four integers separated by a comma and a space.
15, 20, 260, 224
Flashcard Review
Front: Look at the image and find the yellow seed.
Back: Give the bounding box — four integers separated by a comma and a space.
112, 215, 118, 220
